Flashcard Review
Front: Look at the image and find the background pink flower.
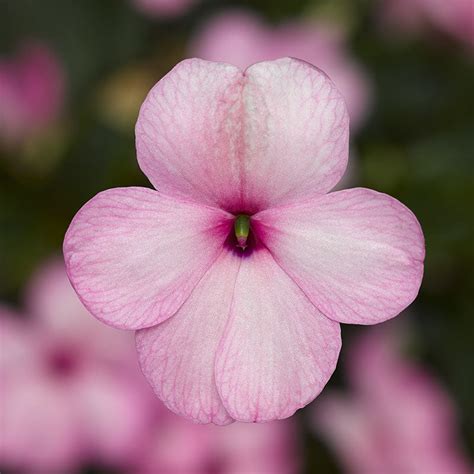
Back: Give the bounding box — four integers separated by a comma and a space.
64, 58, 424, 425
0, 258, 153, 473
135, 411, 299, 474
132, 0, 197, 18
312, 322, 472, 473
0, 42, 65, 145
380, 0, 474, 48
190, 10, 372, 130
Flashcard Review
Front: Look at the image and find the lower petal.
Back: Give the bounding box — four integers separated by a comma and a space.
254, 188, 425, 325
215, 249, 341, 422
136, 251, 241, 425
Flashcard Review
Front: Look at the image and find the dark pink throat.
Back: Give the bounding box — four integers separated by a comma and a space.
225, 213, 262, 257
46, 346, 80, 378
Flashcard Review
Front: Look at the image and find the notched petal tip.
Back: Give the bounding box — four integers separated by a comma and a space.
135, 56, 350, 211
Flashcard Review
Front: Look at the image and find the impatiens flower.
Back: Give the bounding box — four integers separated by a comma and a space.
63, 57, 425, 424
190, 11, 371, 129
132, 0, 197, 18
312, 323, 472, 473
135, 410, 299, 473
380, 0, 474, 49
0, 42, 65, 145
0, 259, 152, 473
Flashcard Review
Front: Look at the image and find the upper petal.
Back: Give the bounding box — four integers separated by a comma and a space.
254, 188, 425, 324
63, 187, 232, 330
240, 58, 349, 210
136, 59, 244, 211
215, 249, 341, 422
136, 251, 241, 425
136, 57, 349, 212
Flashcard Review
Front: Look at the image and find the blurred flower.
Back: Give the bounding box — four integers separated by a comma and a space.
64, 57, 424, 424
0, 258, 152, 473
313, 323, 472, 473
380, 0, 474, 49
96, 63, 156, 132
0, 259, 301, 473
0, 42, 65, 146
190, 10, 372, 129
132, 0, 196, 18
136, 412, 299, 473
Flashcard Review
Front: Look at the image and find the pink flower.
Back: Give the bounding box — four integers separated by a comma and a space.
312, 323, 472, 473
136, 411, 299, 473
190, 11, 372, 129
0, 259, 152, 472
63, 57, 425, 424
132, 0, 197, 18
380, 0, 474, 48
0, 42, 65, 144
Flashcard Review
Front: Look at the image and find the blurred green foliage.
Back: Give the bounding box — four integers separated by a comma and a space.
1, 0, 473, 472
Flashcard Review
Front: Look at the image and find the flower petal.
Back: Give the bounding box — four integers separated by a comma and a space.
64, 187, 232, 330
240, 58, 349, 210
136, 251, 241, 425
136, 57, 349, 212
136, 59, 244, 211
254, 188, 425, 324
215, 249, 341, 422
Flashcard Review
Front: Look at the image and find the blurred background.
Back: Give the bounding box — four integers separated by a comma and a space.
0, 0, 473, 473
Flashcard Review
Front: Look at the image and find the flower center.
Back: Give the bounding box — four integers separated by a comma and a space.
234, 214, 250, 249
46, 346, 80, 378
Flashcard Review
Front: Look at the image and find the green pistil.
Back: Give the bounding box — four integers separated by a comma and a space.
234, 214, 250, 249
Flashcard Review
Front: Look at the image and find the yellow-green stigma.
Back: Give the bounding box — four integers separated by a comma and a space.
234, 214, 250, 249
